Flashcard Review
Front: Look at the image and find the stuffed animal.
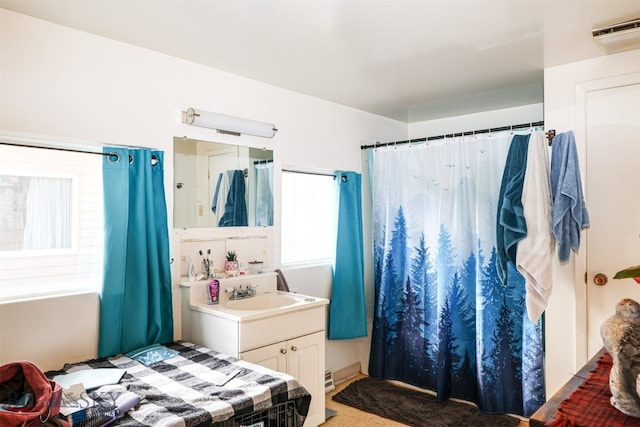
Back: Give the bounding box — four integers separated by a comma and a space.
601, 298, 640, 417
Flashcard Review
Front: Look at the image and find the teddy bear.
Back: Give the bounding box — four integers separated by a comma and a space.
601, 298, 640, 417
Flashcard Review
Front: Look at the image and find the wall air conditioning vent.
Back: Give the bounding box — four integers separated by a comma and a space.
324, 370, 335, 393
592, 18, 640, 54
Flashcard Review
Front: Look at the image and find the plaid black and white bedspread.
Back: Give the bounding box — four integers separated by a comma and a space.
47, 341, 311, 427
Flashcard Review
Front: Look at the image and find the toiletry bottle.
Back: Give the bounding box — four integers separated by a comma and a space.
188, 256, 196, 282
202, 258, 210, 278
208, 279, 220, 304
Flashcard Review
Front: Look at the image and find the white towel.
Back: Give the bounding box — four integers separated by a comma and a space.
516, 131, 555, 322
212, 171, 232, 226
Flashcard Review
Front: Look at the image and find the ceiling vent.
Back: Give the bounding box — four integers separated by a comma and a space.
592, 18, 640, 54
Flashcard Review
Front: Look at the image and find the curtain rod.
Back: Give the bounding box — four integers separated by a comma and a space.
0, 141, 167, 166
0, 140, 114, 156
361, 120, 546, 150
282, 168, 336, 178
0, 140, 162, 155
0, 141, 164, 165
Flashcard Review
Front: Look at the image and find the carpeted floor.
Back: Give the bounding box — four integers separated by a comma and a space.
323, 374, 529, 427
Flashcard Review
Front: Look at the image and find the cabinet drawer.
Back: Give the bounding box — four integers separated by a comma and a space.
239, 306, 325, 352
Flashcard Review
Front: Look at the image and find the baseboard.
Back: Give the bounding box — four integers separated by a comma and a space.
331, 361, 361, 385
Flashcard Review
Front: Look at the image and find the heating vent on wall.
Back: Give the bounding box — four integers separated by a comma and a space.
324, 370, 335, 393
592, 18, 640, 54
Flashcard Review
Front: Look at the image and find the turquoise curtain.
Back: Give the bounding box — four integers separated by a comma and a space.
98, 148, 173, 358
329, 171, 367, 339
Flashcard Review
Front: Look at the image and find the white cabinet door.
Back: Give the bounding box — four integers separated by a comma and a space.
286, 331, 325, 427
240, 331, 325, 427
240, 341, 287, 372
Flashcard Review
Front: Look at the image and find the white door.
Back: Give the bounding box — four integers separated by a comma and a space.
585, 82, 640, 358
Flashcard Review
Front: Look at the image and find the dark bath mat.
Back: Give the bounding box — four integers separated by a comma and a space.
332, 377, 520, 427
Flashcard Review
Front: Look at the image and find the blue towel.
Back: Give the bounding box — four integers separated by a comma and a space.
496, 134, 530, 284
550, 131, 590, 262
218, 169, 248, 227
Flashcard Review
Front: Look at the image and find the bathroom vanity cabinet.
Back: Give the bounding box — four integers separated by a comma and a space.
180, 274, 328, 427
241, 331, 325, 425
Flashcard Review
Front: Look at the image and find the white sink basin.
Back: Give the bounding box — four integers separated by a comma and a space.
187, 288, 328, 322
223, 294, 308, 311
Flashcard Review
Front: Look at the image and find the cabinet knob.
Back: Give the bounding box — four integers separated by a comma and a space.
280, 348, 287, 354
290, 345, 297, 352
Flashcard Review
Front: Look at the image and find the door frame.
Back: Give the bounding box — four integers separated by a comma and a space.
573, 72, 640, 368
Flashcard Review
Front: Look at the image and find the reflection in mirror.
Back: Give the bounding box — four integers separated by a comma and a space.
173, 137, 273, 228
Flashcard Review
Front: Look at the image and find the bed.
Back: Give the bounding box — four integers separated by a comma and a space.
530, 348, 640, 427
46, 340, 311, 427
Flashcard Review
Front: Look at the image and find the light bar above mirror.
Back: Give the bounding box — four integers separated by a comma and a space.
181, 108, 278, 138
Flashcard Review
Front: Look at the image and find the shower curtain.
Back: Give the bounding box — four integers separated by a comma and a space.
368, 132, 545, 417
254, 161, 274, 226
98, 148, 173, 358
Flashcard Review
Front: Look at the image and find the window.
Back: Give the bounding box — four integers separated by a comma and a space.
281, 170, 336, 265
0, 143, 103, 300
1, 175, 74, 251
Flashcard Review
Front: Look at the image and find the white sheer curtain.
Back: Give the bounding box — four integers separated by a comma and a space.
23, 177, 72, 250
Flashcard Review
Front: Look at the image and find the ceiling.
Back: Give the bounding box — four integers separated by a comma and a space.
2, 0, 639, 123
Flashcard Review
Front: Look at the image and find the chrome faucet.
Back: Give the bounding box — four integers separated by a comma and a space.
225, 284, 257, 300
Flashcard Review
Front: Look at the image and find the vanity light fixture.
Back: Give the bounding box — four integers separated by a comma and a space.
181, 107, 278, 138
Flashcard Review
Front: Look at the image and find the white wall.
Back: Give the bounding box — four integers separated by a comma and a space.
409, 104, 543, 138
0, 9, 406, 372
543, 48, 640, 397
0, 292, 99, 370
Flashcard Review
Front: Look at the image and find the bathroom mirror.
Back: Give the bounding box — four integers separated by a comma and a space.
173, 137, 273, 228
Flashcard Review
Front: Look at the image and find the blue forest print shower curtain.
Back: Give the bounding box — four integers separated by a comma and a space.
368, 132, 545, 417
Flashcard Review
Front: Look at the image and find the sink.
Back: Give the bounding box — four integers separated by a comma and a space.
187, 287, 327, 322
223, 294, 305, 311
